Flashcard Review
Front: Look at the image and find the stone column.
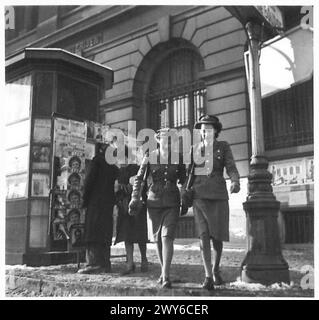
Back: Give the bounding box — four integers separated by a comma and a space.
241, 21, 290, 285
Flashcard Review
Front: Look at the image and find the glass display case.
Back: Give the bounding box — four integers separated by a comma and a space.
5, 76, 31, 199
5, 48, 113, 265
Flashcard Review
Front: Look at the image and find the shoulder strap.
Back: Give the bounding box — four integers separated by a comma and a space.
186, 146, 195, 190
142, 162, 149, 182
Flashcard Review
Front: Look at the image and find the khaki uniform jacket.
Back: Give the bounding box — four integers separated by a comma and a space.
132, 150, 186, 208
192, 140, 240, 200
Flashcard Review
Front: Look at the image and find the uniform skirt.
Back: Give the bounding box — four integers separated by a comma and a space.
193, 199, 229, 242
148, 207, 179, 242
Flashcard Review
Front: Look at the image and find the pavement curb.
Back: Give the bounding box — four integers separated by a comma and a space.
6, 274, 221, 296
5, 244, 314, 297
7, 274, 313, 297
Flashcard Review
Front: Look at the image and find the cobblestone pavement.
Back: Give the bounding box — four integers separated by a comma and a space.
6, 241, 314, 297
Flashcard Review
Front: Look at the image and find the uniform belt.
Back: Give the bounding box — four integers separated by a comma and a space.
208, 171, 223, 177
153, 179, 176, 185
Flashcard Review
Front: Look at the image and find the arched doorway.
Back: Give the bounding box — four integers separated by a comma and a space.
147, 48, 206, 131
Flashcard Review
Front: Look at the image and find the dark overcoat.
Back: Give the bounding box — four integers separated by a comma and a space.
114, 164, 148, 244
82, 153, 119, 245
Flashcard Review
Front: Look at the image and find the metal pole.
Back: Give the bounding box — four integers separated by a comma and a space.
246, 21, 265, 156
240, 21, 290, 285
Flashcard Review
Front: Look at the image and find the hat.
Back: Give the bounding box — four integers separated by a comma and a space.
95, 142, 108, 155
194, 115, 222, 133
154, 128, 171, 142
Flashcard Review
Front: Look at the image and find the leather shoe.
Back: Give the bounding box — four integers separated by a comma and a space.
121, 264, 136, 276
213, 271, 224, 285
162, 277, 172, 289
140, 260, 149, 272
77, 266, 105, 274
202, 277, 215, 290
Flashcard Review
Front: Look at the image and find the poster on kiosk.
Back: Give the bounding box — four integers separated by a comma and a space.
50, 114, 146, 252
50, 115, 88, 251
49, 114, 114, 251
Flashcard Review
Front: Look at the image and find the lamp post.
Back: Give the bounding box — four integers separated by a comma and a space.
241, 21, 290, 285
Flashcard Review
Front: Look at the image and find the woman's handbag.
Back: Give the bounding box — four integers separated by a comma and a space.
128, 164, 149, 216
181, 161, 195, 208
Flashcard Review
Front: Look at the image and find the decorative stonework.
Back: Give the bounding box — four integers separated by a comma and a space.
158, 15, 171, 43
66, 33, 103, 56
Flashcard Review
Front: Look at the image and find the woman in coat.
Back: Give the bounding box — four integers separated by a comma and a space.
129, 129, 186, 288
78, 143, 119, 274
188, 115, 240, 290
114, 150, 149, 275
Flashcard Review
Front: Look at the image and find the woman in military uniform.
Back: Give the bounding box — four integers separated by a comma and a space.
129, 129, 186, 288
189, 115, 240, 290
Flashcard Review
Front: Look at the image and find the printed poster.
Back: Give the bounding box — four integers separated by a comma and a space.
270, 156, 314, 186
51, 117, 87, 245
31, 173, 50, 197
32, 145, 50, 170
33, 119, 51, 143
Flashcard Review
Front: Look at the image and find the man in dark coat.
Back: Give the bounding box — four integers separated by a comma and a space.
78, 143, 119, 274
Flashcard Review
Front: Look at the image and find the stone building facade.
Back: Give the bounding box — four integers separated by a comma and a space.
5, 5, 313, 246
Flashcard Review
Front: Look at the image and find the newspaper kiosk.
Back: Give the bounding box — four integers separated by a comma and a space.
5, 48, 113, 265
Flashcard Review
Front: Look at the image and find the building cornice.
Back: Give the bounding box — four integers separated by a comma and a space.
6, 5, 137, 58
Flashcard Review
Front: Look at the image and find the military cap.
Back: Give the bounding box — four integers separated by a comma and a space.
154, 127, 171, 142
194, 115, 222, 134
